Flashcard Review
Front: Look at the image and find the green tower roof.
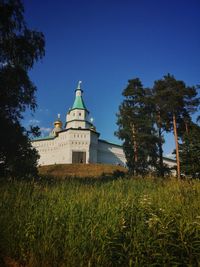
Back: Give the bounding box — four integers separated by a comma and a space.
72, 93, 87, 110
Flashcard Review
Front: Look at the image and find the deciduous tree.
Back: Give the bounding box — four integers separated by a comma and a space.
0, 0, 45, 178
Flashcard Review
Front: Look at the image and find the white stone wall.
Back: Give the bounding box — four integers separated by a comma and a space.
66, 120, 91, 129
96, 140, 176, 170
32, 129, 97, 166
68, 129, 91, 163
66, 109, 89, 129
32, 130, 176, 172
32, 131, 70, 165
97, 140, 126, 166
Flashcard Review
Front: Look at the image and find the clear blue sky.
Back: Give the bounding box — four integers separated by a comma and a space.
23, 0, 200, 158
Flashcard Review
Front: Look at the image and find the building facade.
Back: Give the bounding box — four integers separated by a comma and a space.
32, 82, 126, 166
32, 82, 175, 168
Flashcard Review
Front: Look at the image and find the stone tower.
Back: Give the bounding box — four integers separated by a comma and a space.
66, 81, 93, 130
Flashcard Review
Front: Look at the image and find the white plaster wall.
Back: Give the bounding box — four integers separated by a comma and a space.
97, 140, 126, 166
66, 120, 91, 129
68, 129, 91, 163
33, 138, 57, 166
66, 109, 89, 127
32, 129, 92, 166
32, 131, 71, 165
97, 141, 176, 170
32, 130, 176, 171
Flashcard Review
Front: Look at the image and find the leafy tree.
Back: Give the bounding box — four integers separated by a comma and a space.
116, 78, 158, 175
153, 74, 199, 178
179, 123, 200, 178
0, 0, 45, 178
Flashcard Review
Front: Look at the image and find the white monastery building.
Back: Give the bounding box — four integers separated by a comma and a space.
32, 82, 175, 168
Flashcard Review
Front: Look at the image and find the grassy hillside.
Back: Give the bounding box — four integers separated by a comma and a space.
0, 177, 200, 266
38, 163, 127, 178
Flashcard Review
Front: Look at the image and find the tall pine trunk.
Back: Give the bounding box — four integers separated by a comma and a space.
185, 121, 189, 135
173, 113, 181, 179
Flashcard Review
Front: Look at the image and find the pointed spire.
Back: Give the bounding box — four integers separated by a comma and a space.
72, 81, 87, 110
77, 80, 82, 90
76, 80, 83, 94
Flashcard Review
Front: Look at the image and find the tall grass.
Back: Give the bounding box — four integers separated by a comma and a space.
0, 177, 200, 266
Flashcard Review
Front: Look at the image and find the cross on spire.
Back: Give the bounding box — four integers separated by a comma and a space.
77, 80, 82, 90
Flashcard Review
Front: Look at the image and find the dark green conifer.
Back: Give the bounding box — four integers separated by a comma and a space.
179, 123, 200, 178
116, 78, 158, 175
153, 74, 199, 178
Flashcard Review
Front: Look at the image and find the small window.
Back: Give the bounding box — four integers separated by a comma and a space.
79, 113, 81, 116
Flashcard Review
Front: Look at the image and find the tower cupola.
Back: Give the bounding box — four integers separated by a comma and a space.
71, 81, 87, 110
50, 114, 63, 136
66, 81, 95, 130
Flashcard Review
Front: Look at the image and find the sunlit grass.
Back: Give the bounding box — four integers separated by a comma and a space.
0, 177, 200, 266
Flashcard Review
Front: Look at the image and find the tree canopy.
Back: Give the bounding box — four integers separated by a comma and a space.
117, 75, 200, 178
116, 78, 159, 175
153, 74, 199, 178
179, 123, 200, 178
0, 0, 45, 178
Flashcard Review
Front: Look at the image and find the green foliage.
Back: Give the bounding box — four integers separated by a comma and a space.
117, 74, 200, 177
179, 123, 200, 178
153, 74, 200, 178
0, 177, 200, 266
153, 74, 199, 134
116, 78, 158, 175
0, 0, 45, 178
0, 117, 40, 178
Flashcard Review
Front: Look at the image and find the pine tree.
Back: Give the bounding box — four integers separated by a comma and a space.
150, 87, 170, 177
116, 78, 158, 175
153, 74, 199, 178
179, 123, 200, 178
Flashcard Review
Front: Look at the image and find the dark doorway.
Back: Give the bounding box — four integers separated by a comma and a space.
72, 151, 86, 163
